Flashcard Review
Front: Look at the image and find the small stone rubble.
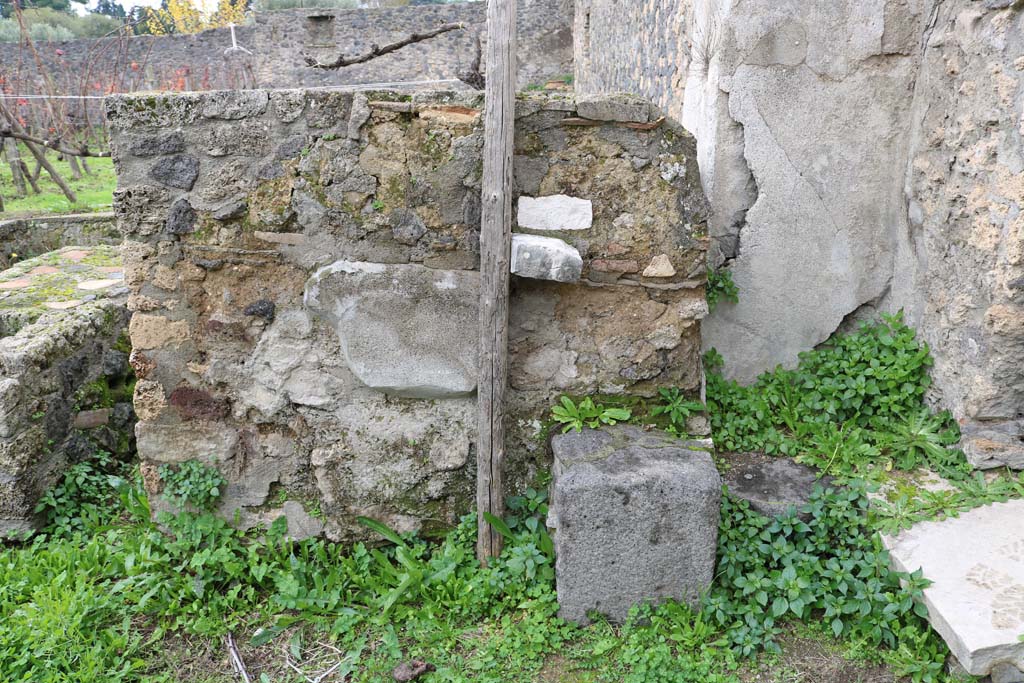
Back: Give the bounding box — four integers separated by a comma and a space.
510, 234, 583, 283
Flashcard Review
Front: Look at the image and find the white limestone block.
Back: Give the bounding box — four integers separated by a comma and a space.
883, 499, 1024, 676
510, 234, 582, 283
517, 195, 592, 231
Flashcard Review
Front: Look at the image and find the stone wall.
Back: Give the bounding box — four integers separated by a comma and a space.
897, 3, 1024, 469
105, 88, 708, 541
576, 0, 929, 383
0, 27, 258, 99
0, 1, 571, 106
254, 0, 574, 89
0, 246, 132, 536
0, 213, 120, 269
576, 0, 1024, 468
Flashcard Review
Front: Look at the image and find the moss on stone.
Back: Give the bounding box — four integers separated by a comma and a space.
0, 246, 123, 335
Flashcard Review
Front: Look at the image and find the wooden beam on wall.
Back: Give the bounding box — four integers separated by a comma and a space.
476, 0, 517, 564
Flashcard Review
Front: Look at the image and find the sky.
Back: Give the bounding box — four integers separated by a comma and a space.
74, 0, 163, 15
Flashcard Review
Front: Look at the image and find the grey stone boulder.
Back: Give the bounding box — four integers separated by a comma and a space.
510, 233, 582, 283
304, 261, 479, 399
549, 424, 721, 624
883, 499, 1024, 677
720, 452, 833, 518
129, 132, 185, 157
961, 420, 1024, 470
149, 154, 199, 190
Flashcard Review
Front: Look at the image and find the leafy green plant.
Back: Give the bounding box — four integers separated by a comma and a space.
551, 396, 632, 433
873, 470, 1024, 534
35, 450, 130, 535
874, 410, 965, 474
707, 267, 739, 313
705, 313, 967, 478
157, 459, 227, 511
651, 387, 704, 432
707, 484, 949, 682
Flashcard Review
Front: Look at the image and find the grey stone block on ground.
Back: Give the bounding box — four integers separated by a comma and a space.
720, 452, 833, 518
883, 499, 1024, 677
549, 424, 721, 624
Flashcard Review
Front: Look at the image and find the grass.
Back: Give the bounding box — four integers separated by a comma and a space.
0, 449, 977, 683
0, 315, 996, 682
0, 142, 116, 218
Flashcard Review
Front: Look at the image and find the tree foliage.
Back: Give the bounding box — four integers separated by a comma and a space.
145, 0, 249, 35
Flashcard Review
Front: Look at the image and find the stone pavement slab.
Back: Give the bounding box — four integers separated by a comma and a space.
883, 499, 1024, 677
0, 246, 126, 337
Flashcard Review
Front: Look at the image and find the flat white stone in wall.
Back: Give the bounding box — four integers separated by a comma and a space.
510, 234, 583, 283
517, 195, 592, 231
883, 499, 1024, 677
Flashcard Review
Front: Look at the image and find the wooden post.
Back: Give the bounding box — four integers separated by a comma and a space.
0, 103, 77, 204
67, 154, 83, 181
3, 138, 27, 198
476, 0, 517, 564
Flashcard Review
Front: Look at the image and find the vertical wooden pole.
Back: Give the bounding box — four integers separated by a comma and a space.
477, 0, 517, 564
3, 138, 27, 198
0, 104, 76, 204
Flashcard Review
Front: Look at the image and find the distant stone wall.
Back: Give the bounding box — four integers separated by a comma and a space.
0, 1, 572, 108
0, 213, 120, 269
105, 88, 708, 541
0, 27, 258, 98
254, 0, 574, 89
574, 0, 688, 121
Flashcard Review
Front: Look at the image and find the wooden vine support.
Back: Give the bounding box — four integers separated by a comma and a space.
476, 0, 517, 564
0, 101, 78, 204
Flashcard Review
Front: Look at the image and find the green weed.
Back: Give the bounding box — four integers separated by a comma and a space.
551, 395, 632, 433
706, 313, 967, 478
707, 267, 739, 312
157, 460, 227, 511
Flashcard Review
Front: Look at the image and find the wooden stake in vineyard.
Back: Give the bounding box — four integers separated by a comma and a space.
476, 0, 517, 564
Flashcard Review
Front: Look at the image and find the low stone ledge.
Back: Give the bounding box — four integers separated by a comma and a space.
575, 93, 651, 123
0, 213, 119, 269
0, 246, 131, 537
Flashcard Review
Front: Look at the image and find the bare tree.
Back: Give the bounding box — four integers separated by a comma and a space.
3, 137, 27, 198
304, 22, 465, 70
